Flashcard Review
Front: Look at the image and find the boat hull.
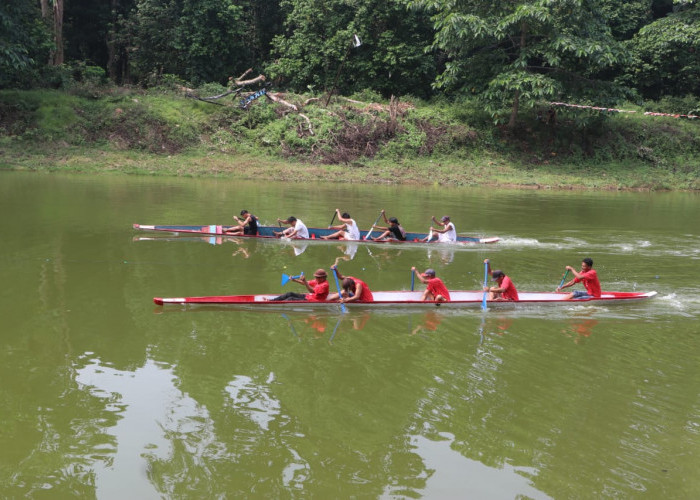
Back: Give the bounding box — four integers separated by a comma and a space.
154, 291, 657, 308
133, 224, 499, 245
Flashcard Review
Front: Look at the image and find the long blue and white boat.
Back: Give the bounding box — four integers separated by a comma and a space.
133, 223, 500, 245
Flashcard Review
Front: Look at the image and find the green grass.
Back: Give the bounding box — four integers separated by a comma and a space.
1, 88, 698, 191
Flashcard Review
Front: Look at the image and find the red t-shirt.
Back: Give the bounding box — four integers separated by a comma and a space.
305, 279, 330, 302
427, 277, 451, 301
349, 276, 374, 301
499, 276, 519, 301
574, 269, 601, 298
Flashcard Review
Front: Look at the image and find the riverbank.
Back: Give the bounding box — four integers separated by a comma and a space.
1, 88, 698, 191
3, 146, 691, 191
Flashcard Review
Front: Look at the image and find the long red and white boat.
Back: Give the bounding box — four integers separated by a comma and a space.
153, 290, 657, 308
133, 224, 499, 245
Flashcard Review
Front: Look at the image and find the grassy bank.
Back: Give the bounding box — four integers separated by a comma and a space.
1, 88, 699, 191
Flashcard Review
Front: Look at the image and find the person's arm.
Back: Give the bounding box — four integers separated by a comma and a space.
330, 265, 345, 281
566, 265, 583, 280
343, 281, 363, 303
557, 274, 576, 291
431, 216, 445, 227
373, 225, 389, 231
234, 215, 251, 228
335, 209, 351, 224
381, 209, 389, 224
431, 226, 448, 234
411, 267, 428, 284
293, 276, 314, 293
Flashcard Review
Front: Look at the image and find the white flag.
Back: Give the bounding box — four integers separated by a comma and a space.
353, 34, 362, 48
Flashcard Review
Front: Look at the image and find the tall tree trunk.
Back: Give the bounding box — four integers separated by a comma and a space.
41, 0, 64, 65
52, 0, 64, 65
508, 22, 528, 128
107, 0, 121, 82
509, 89, 520, 128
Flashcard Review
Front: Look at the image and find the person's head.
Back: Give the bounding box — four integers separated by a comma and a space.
422, 268, 436, 278
342, 212, 350, 219
491, 270, 505, 283
389, 217, 399, 225
582, 258, 593, 271
342, 277, 356, 292
441, 216, 450, 222
313, 269, 327, 281
240, 209, 249, 216
286, 216, 297, 225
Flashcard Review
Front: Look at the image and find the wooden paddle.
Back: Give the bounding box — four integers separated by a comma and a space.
363, 211, 384, 240
331, 267, 347, 313
328, 210, 338, 228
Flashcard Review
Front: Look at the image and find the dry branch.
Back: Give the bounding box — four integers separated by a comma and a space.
266, 92, 298, 112
299, 113, 314, 136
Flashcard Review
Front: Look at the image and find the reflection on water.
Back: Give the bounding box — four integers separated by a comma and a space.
411, 310, 443, 336
280, 311, 372, 342
3, 173, 700, 499
75, 357, 194, 498
402, 434, 552, 499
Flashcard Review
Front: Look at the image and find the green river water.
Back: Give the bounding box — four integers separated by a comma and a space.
1, 171, 699, 499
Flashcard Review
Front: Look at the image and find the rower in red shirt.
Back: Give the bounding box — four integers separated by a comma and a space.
265, 269, 330, 301
328, 265, 374, 302
483, 259, 519, 301
556, 257, 602, 299
411, 267, 451, 302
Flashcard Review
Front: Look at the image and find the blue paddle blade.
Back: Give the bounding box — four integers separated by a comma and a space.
281, 273, 302, 286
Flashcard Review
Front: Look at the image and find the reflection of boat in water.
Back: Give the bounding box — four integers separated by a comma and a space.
134, 233, 310, 256
154, 290, 657, 309
133, 235, 225, 245
283, 311, 371, 340
411, 310, 443, 335
133, 223, 499, 246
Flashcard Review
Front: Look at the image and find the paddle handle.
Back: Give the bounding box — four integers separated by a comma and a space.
364, 211, 384, 240
411, 269, 415, 291
329, 210, 337, 228
557, 269, 570, 291
481, 261, 488, 311
332, 267, 346, 313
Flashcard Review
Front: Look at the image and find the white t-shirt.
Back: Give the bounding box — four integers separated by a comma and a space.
438, 222, 457, 242
294, 219, 309, 239
346, 219, 360, 240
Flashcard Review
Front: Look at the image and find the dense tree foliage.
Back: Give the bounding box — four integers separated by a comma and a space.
0, 0, 51, 86
622, 5, 700, 99
124, 0, 254, 84
406, 0, 634, 125
267, 0, 437, 98
0, 0, 697, 115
